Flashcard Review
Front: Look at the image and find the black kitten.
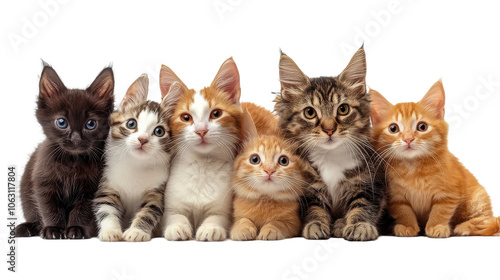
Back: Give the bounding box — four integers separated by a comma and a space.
15, 63, 114, 239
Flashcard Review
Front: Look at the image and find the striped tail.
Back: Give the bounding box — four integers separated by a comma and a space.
474, 217, 500, 236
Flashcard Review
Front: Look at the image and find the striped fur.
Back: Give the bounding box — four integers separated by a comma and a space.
274, 47, 387, 241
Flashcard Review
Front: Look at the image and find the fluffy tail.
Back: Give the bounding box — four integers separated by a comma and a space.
474, 217, 500, 236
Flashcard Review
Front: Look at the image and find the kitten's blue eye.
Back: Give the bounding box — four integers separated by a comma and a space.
85, 119, 97, 130
154, 126, 165, 137
126, 119, 137, 129
250, 154, 260, 165
55, 118, 68, 129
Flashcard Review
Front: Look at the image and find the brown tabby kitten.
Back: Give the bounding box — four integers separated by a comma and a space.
274, 47, 387, 241
15, 63, 114, 239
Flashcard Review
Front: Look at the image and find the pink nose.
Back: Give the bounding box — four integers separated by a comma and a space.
195, 129, 208, 138
264, 169, 275, 176
404, 138, 414, 144
138, 137, 149, 145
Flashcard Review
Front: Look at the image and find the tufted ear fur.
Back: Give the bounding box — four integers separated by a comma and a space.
120, 74, 148, 111
338, 45, 367, 96
210, 57, 241, 105
419, 79, 446, 119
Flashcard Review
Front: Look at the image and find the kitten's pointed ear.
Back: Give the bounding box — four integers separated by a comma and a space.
279, 53, 310, 97
339, 46, 367, 95
119, 74, 149, 111
241, 110, 259, 144
88, 67, 114, 100
39, 62, 66, 99
369, 89, 393, 125
420, 79, 445, 119
210, 57, 241, 105
161, 81, 188, 117
160, 64, 188, 100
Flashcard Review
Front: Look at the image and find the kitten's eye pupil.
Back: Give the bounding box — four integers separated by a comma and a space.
55, 118, 68, 129
389, 124, 399, 134
85, 119, 97, 130
154, 126, 165, 137
304, 107, 317, 119
210, 109, 222, 119
249, 154, 260, 165
417, 122, 428, 132
337, 104, 350, 116
181, 114, 191, 122
278, 156, 289, 166
126, 119, 137, 129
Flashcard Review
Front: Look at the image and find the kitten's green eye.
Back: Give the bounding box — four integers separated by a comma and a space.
278, 155, 289, 166
181, 114, 192, 122
417, 122, 428, 132
154, 126, 165, 137
55, 118, 68, 129
388, 123, 399, 134
126, 119, 137, 129
303, 107, 317, 119
210, 109, 222, 119
85, 119, 97, 130
337, 104, 350, 116
249, 154, 260, 165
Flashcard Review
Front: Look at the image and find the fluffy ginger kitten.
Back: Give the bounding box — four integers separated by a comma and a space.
230, 103, 305, 240
371, 80, 500, 237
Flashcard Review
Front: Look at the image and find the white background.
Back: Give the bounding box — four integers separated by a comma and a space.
1, 0, 499, 279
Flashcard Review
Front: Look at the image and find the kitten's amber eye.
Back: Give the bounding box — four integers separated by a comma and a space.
181, 114, 192, 122
55, 118, 68, 129
278, 155, 289, 166
154, 126, 165, 137
417, 122, 428, 132
249, 154, 260, 165
388, 123, 399, 134
210, 109, 222, 119
304, 107, 317, 119
126, 119, 137, 129
337, 104, 350, 116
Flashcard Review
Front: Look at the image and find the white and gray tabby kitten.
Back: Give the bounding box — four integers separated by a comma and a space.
94, 74, 174, 242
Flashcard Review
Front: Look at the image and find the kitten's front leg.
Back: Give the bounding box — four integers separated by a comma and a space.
196, 213, 230, 241
66, 185, 98, 239
389, 186, 419, 237
425, 196, 459, 238
123, 186, 165, 242
94, 185, 125, 242
342, 187, 381, 241
37, 181, 67, 239
164, 210, 193, 241
302, 186, 332, 239
230, 218, 257, 241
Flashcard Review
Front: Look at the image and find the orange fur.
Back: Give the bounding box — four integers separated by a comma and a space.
230, 103, 304, 240
371, 81, 499, 237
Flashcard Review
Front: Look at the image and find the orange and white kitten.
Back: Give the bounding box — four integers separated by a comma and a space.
371, 80, 500, 237
230, 103, 305, 240
160, 58, 242, 241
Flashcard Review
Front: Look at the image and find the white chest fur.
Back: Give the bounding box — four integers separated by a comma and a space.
166, 154, 233, 209
308, 143, 359, 208
106, 151, 169, 222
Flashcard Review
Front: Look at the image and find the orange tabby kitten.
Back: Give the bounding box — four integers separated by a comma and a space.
230, 103, 305, 240
370, 80, 499, 237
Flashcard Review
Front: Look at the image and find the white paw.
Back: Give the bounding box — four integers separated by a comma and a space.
99, 228, 123, 242
196, 224, 227, 241
122, 227, 151, 242
164, 223, 193, 241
